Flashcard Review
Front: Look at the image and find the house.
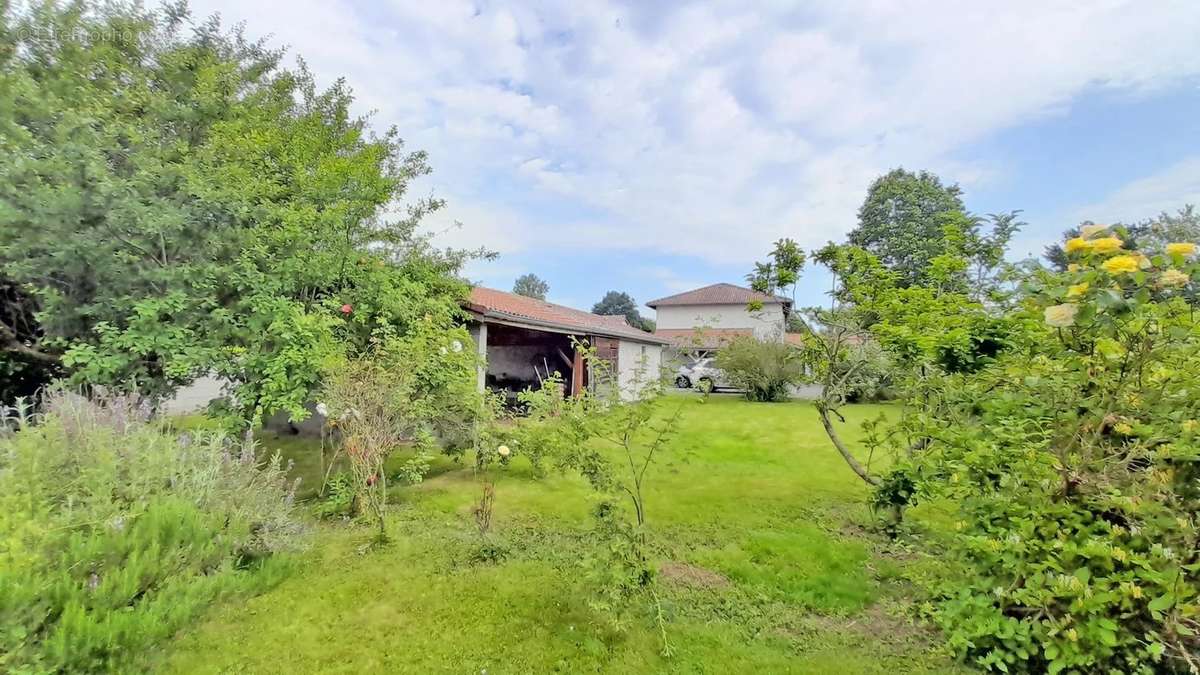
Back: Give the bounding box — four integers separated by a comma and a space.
164, 287, 667, 424
464, 287, 668, 400
647, 283, 791, 358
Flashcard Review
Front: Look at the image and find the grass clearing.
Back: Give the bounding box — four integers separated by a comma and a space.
153, 395, 966, 674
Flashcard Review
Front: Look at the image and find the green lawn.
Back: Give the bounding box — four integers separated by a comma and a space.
153, 395, 965, 674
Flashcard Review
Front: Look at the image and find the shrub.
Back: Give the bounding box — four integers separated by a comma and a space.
911, 228, 1200, 673
715, 335, 805, 402
0, 392, 304, 672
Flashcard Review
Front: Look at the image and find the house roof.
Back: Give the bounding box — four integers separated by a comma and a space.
645, 283, 791, 309
465, 287, 668, 345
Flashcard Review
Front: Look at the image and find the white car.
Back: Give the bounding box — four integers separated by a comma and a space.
675, 357, 731, 391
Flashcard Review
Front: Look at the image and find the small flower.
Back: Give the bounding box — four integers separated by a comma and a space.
1160, 268, 1190, 287
1183, 419, 1198, 433
1044, 303, 1078, 328
315, 402, 329, 417
1067, 263, 1081, 272
1066, 628, 1079, 642
1101, 255, 1139, 275
497, 445, 511, 458
1065, 237, 1089, 253
1166, 242, 1197, 257
1080, 224, 1109, 239
341, 304, 353, 314
451, 340, 463, 353
1113, 422, 1133, 435
1067, 282, 1089, 297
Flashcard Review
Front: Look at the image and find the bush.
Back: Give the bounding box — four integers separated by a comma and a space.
0, 392, 305, 672
910, 230, 1200, 673
715, 335, 805, 402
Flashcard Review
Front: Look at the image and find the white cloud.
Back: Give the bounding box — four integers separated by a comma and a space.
1075, 156, 1200, 224
187, 0, 1200, 266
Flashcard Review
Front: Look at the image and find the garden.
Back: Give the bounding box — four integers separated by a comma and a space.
2, 3, 1198, 674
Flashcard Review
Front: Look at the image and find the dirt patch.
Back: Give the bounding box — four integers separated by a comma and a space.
660, 561, 731, 590
793, 601, 937, 648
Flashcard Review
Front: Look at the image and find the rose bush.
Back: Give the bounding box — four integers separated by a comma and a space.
908, 225, 1200, 673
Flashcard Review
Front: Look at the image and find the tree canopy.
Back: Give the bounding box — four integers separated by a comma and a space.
512, 273, 549, 300
0, 2, 479, 420
592, 291, 653, 332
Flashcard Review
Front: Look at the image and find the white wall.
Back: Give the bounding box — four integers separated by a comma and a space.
617, 340, 663, 399
160, 374, 227, 415
654, 302, 786, 338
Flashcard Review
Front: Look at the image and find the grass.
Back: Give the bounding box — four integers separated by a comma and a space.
153, 395, 966, 674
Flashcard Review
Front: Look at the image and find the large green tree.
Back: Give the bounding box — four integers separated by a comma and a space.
592, 291, 653, 332
849, 168, 973, 287
512, 273, 549, 300
0, 2, 479, 419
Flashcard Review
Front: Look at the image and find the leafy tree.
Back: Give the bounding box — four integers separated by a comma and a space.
849, 169, 1022, 295
592, 291, 653, 332
0, 2, 479, 420
849, 168, 971, 287
512, 273, 549, 300
747, 238, 806, 306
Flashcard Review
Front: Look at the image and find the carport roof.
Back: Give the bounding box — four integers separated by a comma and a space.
465, 287, 669, 345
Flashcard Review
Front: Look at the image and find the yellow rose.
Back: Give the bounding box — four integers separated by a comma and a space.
1101, 255, 1139, 275
1088, 236, 1124, 254
1066, 282, 1089, 297
1080, 224, 1109, 239
1044, 303, 1078, 328
1160, 268, 1190, 287
1064, 237, 1089, 253
1166, 242, 1197, 257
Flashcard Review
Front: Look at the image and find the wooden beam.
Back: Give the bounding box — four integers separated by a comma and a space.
570, 343, 584, 396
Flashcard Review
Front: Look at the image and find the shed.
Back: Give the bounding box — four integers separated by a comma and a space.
463, 287, 668, 400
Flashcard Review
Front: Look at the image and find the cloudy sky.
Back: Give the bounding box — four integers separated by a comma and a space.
189, 0, 1200, 310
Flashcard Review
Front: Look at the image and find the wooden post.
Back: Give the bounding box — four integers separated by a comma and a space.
570, 340, 584, 396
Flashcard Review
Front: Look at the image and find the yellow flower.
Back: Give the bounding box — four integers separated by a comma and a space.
1102, 255, 1139, 275
1044, 303, 1078, 328
1161, 268, 1190, 287
1066, 628, 1079, 642
1067, 263, 1080, 272
1080, 224, 1109, 239
1113, 422, 1133, 435
1183, 419, 1198, 433
1067, 282, 1089, 297
1089, 236, 1124, 254
1064, 237, 1089, 253
1166, 242, 1197, 257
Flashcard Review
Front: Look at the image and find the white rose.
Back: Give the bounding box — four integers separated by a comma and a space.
497, 445, 511, 458
1043, 303, 1078, 328
315, 402, 329, 417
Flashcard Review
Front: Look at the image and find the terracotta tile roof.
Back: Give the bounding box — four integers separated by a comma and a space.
653, 328, 754, 350
465, 287, 668, 344
646, 283, 791, 308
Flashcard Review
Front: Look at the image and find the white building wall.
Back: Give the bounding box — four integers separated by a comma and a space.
616, 340, 663, 400
654, 303, 786, 338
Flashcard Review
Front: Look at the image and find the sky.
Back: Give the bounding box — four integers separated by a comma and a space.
188, 0, 1200, 312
